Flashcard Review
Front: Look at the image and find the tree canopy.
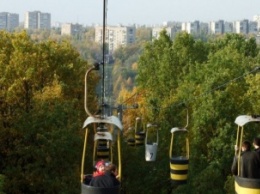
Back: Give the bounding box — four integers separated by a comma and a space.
0, 31, 98, 194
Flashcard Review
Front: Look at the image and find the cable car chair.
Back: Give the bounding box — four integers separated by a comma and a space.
134, 117, 146, 146
169, 112, 189, 186
81, 116, 122, 194
145, 123, 159, 162
126, 127, 136, 146
233, 115, 260, 194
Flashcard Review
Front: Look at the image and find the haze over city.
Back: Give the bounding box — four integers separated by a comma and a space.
1, 0, 260, 26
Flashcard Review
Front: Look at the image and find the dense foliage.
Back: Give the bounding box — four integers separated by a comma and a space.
0, 31, 98, 194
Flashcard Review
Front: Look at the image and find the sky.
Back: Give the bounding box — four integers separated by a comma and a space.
1, 0, 260, 26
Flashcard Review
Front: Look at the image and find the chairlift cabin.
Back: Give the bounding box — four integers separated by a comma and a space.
81, 116, 122, 194
145, 123, 159, 162
134, 117, 146, 146
169, 127, 189, 186
233, 115, 260, 194
126, 127, 136, 146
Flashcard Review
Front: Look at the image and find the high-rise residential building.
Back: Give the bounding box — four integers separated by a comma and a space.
0, 12, 8, 30
182, 21, 200, 34
61, 23, 83, 36
39, 12, 51, 29
224, 22, 233, 33
253, 15, 260, 31
24, 11, 51, 30
95, 25, 136, 53
209, 20, 224, 34
249, 21, 258, 34
200, 22, 209, 34
0, 12, 19, 31
233, 20, 249, 34
7, 13, 19, 31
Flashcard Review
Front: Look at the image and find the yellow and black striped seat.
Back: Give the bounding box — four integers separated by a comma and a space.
96, 146, 110, 160
135, 131, 145, 146
127, 138, 135, 146
170, 157, 189, 186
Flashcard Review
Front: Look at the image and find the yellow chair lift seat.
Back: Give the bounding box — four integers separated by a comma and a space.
95, 132, 112, 160
81, 116, 123, 194
169, 127, 189, 186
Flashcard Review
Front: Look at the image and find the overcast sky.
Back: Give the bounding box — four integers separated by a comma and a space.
1, 0, 260, 26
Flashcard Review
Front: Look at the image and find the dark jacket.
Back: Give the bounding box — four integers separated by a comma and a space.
231, 150, 260, 179
89, 171, 120, 188
255, 148, 260, 155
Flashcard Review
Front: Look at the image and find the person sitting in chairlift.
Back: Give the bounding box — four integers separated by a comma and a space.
93, 160, 106, 177
90, 162, 120, 188
231, 140, 260, 179
83, 160, 106, 185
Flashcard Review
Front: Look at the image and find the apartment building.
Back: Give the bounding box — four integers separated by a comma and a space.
209, 20, 224, 34
24, 11, 51, 30
61, 23, 83, 36
253, 15, 260, 31
249, 21, 258, 34
233, 19, 249, 34
200, 22, 209, 34
182, 21, 200, 34
0, 12, 19, 31
224, 22, 233, 33
95, 25, 136, 53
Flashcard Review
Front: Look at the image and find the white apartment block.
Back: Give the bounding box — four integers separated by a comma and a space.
95, 25, 136, 53
253, 15, 260, 31
181, 21, 200, 34
209, 20, 224, 34
24, 11, 51, 30
0, 12, 19, 31
61, 23, 83, 36
233, 20, 249, 34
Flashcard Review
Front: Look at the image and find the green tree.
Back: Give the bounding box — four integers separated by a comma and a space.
0, 31, 98, 193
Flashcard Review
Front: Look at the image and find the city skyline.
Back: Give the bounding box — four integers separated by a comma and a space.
1, 0, 260, 26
